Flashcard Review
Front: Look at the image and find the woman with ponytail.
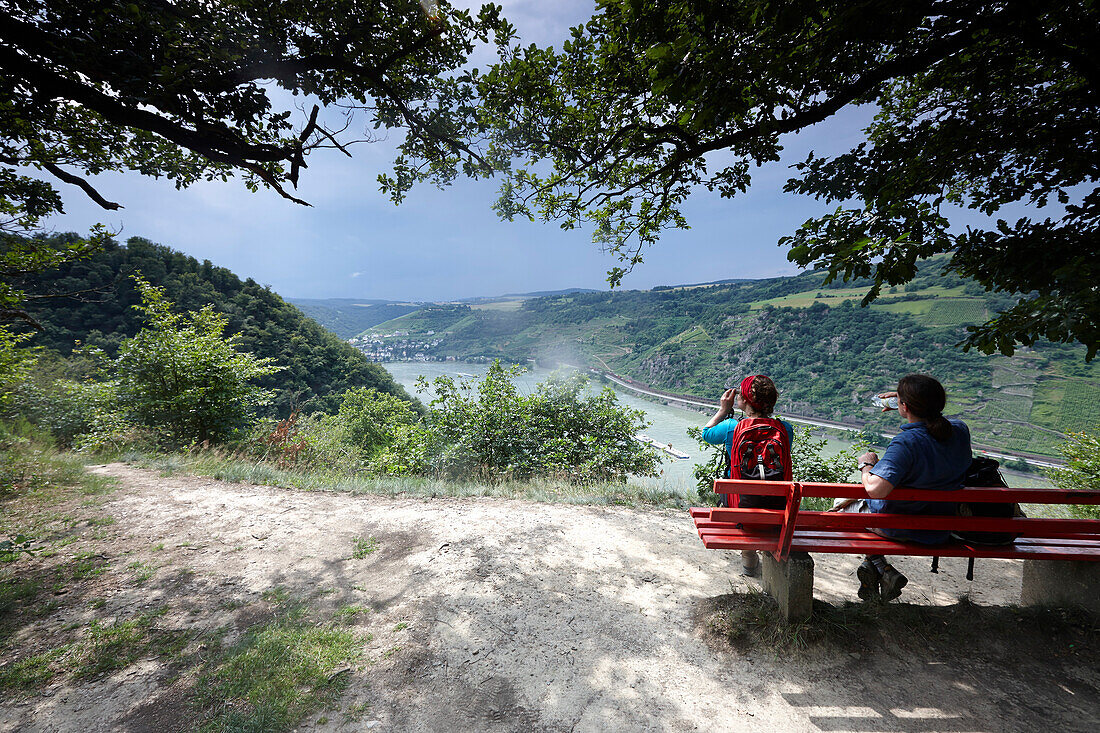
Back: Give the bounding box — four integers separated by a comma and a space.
839, 374, 972, 602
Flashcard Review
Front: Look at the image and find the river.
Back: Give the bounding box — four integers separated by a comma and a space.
382, 361, 860, 495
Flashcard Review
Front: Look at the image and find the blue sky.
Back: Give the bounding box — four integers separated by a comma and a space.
39, 2, 883, 302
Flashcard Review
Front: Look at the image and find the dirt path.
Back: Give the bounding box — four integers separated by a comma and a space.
2, 464, 1097, 732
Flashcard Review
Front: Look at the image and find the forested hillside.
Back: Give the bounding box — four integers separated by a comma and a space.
15, 235, 412, 415
360, 259, 1099, 458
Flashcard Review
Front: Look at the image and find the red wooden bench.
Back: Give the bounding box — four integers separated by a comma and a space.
690, 479, 1100, 621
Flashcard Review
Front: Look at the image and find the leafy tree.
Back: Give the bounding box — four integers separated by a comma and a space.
1048, 431, 1100, 520
1, 1, 510, 323
1, 0, 509, 222
418, 361, 660, 483
417, 1, 1099, 358
0, 326, 33, 409
333, 387, 420, 457
115, 277, 280, 444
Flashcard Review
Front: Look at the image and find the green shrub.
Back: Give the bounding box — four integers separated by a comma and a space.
419, 362, 660, 483
1048, 431, 1100, 519
115, 277, 281, 445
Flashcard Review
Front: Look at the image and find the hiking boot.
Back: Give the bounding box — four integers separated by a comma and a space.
741, 550, 761, 577
880, 566, 908, 602
856, 559, 881, 601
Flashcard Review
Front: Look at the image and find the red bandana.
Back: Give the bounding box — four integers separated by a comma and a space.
740, 374, 763, 411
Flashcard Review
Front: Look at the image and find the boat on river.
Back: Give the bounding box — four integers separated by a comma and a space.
635, 434, 690, 460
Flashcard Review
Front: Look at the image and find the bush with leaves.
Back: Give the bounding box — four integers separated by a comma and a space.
115, 277, 281, 445
417, 362, 660, 483
1048, 432, 1100, 520
0, 327, 34, 411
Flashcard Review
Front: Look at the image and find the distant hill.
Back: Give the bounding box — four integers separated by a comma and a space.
359, 258, 1098, 459
17, 235, 414, 415
288, 298, 423, 340
290, 289, 600, 338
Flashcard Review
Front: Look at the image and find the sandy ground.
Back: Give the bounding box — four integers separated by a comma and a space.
1, 463, 1098, 732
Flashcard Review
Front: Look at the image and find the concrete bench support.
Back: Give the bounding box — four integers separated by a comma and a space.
761, 551, 814, 623
1021, 559, 1100, 615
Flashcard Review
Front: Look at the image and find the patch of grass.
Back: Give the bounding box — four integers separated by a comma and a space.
0, 574, 40, 615
351, 537, 378, 559
125, 450, 695, 510
344, 701, 372, 721
74, 606, 187, 678
334, 604, 369, 623
72, 552, 109, 579
78, 474, 118, 496
86, 516, 115, 527
0, 645, 71, 690
1, 607, 189, 690
261, 586, 291, 605
127, 561, 155, 585
393, 622, 408, 632
195, 619, 363, 733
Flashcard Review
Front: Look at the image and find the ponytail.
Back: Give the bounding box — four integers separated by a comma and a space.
897, 374, 953, 443
925, 413, 953, 442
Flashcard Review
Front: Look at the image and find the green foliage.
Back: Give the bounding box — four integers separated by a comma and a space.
412, 1, 1100, 357
1047, 432, 1100, 520
0, 228, 110, 327
351, 537, 378, 559
0, 327, 34, 409
334, 388, 420, 457
115, 277, 281, 445
419, 361, 661, 483
3, 1, 510, 233
18, 234, 415, 416
196, 617, 361, 733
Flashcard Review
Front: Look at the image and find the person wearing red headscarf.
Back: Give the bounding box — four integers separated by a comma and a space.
702, 374, 794, 576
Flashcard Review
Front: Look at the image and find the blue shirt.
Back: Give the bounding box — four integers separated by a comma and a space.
702, 416, 795, 477
869, 419, 972, 544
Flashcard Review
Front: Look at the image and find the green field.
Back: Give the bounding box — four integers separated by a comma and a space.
919, 298, 988, 327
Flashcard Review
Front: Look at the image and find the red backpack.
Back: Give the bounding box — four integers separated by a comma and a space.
722, 417, 792, 508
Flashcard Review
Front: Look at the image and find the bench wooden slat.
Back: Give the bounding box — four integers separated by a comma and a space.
696, 479, 1100, 563
714, 479, 1100, 505
698, 509, 1100, 537
791, 511, 1100, 537
697, 525, 1100, 561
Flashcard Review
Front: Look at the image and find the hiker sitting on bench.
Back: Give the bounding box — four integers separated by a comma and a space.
702, 374, 794, 577
832, 374, 972, 602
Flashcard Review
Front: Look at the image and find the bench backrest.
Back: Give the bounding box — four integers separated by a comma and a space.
710, 479, 1100, 560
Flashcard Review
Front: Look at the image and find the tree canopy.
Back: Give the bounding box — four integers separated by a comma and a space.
1, 0, 510, 320
407, 1, 1099, 358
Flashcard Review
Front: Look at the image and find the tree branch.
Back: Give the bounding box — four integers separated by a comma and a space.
40, 162, 122, 211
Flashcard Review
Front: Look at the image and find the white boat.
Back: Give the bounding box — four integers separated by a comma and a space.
635, 434, 690, 460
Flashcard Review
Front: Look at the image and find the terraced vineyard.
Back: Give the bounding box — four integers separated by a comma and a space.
920, 298, 988, 327
353, 258, 1097, 460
